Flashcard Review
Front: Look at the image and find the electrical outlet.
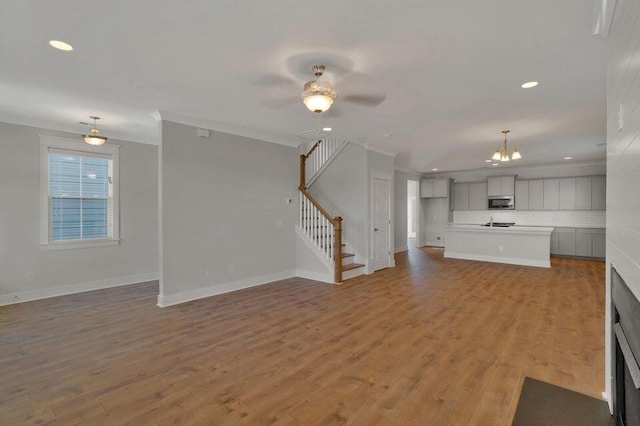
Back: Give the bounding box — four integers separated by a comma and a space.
436, 236, 441, 240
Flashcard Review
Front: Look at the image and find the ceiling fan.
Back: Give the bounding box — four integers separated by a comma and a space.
258, 63, 386, 115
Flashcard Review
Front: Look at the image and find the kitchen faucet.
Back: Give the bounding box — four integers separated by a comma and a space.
489, 216, 494, 227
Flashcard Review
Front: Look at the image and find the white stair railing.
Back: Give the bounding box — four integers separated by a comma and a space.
300, 191, 335, 263
304, 137, 344, 186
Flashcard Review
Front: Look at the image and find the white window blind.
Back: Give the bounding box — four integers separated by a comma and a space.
39, 135, 120, 249
48, 149, 113, 241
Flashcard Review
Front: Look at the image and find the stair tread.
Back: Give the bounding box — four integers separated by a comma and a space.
342, 263, 365, 271
341, 253, 355, 258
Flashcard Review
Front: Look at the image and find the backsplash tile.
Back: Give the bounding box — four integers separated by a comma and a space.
453, 210, 606, 228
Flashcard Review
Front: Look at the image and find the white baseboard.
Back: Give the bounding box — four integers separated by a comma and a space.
444, 252, 551, 268
157, 270, 297, 307
0, 272, 159, 306
395, 245, 408, 253
425, 241, 445, 247
602, 391, 612, 414
295, 269, 335, 284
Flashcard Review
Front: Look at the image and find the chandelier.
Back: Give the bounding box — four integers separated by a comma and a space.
492, 130, 521, 162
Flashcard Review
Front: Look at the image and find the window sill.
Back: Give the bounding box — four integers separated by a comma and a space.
40, 239, 120, 251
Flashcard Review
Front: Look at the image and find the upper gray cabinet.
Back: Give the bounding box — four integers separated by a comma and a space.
421, 178, 449, 198
453, 182, 470, 210
528, 180, 544, 210
576, 177, 592, 210
469, 182, 488, 210
488, 176, 515, 196
515, 175, 606, 211
543, 179, 560, 210
591, 176, 606, 210
515, 180, 529, 210
559, 178, 576, 210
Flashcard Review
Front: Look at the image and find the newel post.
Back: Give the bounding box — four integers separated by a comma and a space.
334, 216, 343, 283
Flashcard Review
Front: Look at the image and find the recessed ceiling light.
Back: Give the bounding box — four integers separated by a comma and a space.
492, 163, 499, 166
564, 156, 572, 160
322, 127, 332, 132
485, 159, 492, 163
521, 81, 538, 89
432, 168, 438, 171
49, 40, 73, 51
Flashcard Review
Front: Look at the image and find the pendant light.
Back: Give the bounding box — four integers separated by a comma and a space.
83, 116, 108, 146
491, 130, 521, 162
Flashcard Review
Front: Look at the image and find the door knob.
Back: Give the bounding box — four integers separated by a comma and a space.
374, 228, 379, 231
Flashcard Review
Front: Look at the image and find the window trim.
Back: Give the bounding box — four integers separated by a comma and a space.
39, 135, 120, 250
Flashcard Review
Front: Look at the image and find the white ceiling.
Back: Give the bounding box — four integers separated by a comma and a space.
0, 0, 606, 173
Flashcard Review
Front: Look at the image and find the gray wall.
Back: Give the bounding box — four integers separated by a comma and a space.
394, 170, 421, 251
0, 121, 159, 302
160, 121, 298, 300
423, 198, 450, 247
309, 143, 368, 256
605, 0, 640, 402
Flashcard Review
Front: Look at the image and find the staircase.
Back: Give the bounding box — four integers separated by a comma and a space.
298, 138, 365, 283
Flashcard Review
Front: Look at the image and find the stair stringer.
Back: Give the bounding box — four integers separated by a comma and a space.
306, 140, 349, 188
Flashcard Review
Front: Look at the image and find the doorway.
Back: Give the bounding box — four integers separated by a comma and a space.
407, 180, 419, 249
372, 172, 392, 271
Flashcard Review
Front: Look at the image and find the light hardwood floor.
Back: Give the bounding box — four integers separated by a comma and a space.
0, 247, 606, 425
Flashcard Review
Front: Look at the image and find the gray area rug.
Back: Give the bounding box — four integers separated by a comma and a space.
512, 377, 614, 426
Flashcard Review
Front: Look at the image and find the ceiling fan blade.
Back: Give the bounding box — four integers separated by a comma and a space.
259, 96, 300, 109
254, 74, 298, 88
341, 94, 386, 107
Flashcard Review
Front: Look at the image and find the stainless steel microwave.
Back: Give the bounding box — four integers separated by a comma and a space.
488, 196, 514, 210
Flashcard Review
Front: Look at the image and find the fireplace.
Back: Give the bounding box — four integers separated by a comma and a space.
612, 267, 640, 425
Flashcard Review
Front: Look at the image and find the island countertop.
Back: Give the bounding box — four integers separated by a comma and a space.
446, 224, 555, 234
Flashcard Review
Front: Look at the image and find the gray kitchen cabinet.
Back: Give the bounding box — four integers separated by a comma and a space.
550, 231, 559, 255
488, 177, 501, 196
434, 178, 450, 198
543, 179, 560, 210
528, 180, 544, 210
501, 176, 515, 196
559, 178, 576, 210
420, 178, 434, 198
469, 182, 488, 210
453, 183, 470, 211
576, 177, 592, 210
576, 232, 592, 257
559, 231, 576, 256
421, 178, 449, 198
488, 175, 515, 196
592, 176, 606, 210
593, 234, 606, 258
515, 180, 529, 210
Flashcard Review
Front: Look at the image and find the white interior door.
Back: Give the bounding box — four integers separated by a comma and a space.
373, 176, 391, 271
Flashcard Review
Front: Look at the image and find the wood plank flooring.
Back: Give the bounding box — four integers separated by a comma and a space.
0, 247, 606, 425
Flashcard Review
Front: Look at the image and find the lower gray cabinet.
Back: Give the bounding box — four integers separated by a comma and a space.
593, 234, 606, 258
550, 227, 605, 259
559, 232, 576, 256
550, 231, 559, 255
576, 232, 592, 257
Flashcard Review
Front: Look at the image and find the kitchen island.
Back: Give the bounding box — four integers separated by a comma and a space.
444, 224, 554, 268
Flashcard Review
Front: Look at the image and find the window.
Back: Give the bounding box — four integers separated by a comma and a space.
40, 135, 119, 249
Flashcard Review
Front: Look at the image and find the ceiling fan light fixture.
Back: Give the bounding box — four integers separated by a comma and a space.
303, 94, 334, 113
82, 116, 108, 145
